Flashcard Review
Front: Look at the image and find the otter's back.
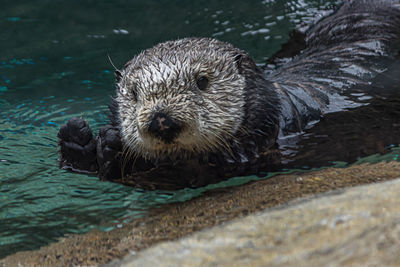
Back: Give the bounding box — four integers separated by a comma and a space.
268, 0, 400, 134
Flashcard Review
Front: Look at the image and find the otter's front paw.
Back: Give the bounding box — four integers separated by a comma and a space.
96, 125, 122, 180
58, 117, 98, 173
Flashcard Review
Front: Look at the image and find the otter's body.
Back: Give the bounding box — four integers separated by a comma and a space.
58, 0, 400, 189
269, 0, 400, 135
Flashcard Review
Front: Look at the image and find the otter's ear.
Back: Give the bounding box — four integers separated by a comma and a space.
115, 70, 122, 83
234, 53, 257, 74
234, 54, 243, 69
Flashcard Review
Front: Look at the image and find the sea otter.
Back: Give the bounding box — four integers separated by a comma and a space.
58, 0, 400, 189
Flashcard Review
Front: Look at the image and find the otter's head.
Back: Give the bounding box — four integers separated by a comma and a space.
114, 38, 277, 160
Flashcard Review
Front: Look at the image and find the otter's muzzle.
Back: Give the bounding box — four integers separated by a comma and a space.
148, 112, 182, 143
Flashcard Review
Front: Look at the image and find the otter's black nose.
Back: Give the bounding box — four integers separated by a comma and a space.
148, 112, 182, 143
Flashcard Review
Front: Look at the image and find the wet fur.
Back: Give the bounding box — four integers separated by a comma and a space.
111, 38, 280, 164
59, 0, 400, 189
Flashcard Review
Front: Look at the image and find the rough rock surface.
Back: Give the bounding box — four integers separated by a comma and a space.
114, 177, 400, 267
2, 162, 400, 266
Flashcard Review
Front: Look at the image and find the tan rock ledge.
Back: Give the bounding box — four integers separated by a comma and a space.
3, 162, 400, 266
113, 177, 400, 267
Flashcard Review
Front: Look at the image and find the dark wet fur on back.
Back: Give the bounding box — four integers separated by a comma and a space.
267, 0, 400, 134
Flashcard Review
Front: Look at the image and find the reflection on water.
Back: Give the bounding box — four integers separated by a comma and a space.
1, 0, 399, 259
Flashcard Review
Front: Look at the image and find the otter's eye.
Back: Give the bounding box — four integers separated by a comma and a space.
196, 76, 209, 91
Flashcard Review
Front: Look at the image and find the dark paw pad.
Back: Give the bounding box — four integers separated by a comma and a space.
58, 117, 98, 173
96, 125, 122, 180
58, 117, 93, 146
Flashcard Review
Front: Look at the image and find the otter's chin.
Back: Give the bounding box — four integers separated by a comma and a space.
137, 133, 209, 159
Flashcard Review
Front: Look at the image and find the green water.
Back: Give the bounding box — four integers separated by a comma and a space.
0, 0, 379, 258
